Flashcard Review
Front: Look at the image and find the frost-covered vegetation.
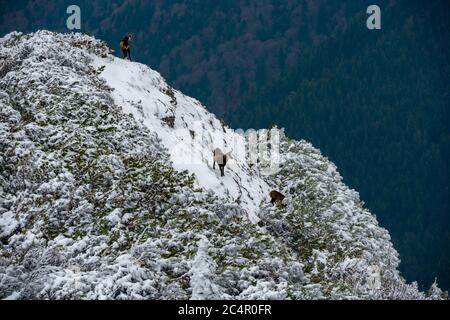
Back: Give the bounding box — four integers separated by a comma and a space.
0, 31, 446, 300
258, 137, 440, 299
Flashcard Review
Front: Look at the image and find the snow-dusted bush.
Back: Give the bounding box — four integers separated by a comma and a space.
258, 137, 442, 299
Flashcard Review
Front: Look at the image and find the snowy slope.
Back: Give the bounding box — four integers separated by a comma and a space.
91, 56, 271, 222
0, 31, 446, 300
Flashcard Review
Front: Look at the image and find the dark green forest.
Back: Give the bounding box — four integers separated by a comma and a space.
225, 2, 450, 291
1, 0, 449, 291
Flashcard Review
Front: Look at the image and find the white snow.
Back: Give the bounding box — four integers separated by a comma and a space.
92, 55, 272, 222
188, 236, 223, 300
0, 211, 18, 239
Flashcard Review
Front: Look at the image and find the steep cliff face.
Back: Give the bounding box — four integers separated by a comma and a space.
0, 31, 442, 299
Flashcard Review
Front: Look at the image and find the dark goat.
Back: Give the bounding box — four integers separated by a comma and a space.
269, 190, 285, 205
213, 148, 232, 177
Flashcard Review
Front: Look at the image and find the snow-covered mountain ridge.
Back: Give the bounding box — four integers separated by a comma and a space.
90, 50, 273, 223
0, 31, 445, 299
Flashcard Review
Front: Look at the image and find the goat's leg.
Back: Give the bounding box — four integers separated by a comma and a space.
213, 161, 216, 170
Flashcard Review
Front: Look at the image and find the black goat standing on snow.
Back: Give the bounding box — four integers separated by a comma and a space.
213, 148, 233, 177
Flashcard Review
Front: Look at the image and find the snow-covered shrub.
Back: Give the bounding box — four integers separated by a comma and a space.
258, 138, 438, 299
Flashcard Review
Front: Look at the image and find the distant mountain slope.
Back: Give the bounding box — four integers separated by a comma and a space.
0, 31, 445, 299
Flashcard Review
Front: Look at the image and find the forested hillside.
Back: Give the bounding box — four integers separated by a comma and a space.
1, 0, 448, 291
225, 1, 450, 290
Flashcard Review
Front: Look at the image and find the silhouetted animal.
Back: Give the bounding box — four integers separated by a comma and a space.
213, 148, 233, 177
120, 33, 132, 61
269, 190, 285, 205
